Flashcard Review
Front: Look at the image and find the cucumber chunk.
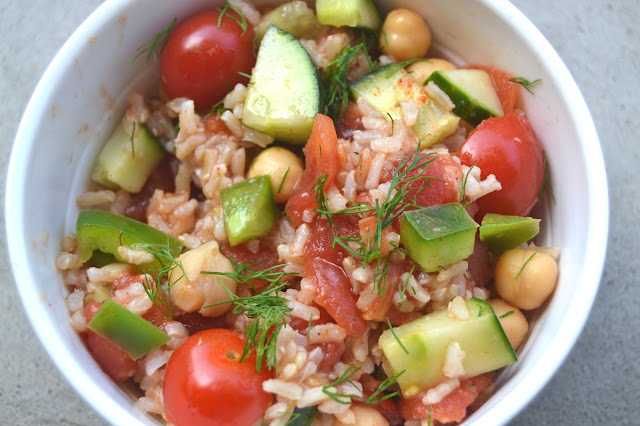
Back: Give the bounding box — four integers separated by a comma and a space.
425, 69, 503, 126
316, 0, 382, 30
87, 299, 170, 360
349, 64, 424, 120
91, 122, 165, 193
400, 203, 479, 272
256, 1, 326, 42
220, 175, 280, 246
411, 98, 461, 147
479, 213, 540, 254
76, 210, 184, 275
243, 25, 326, 144
378, 298, 517, 396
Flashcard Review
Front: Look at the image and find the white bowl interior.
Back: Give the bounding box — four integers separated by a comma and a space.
6, 0, 608, 425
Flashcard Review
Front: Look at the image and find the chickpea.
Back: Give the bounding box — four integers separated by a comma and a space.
488, 299, 529, 349
379, 9, 432, 61
407, 58, 456, 84
247, 147, 304, 203
494, 249, 558, 310
334, 404, 389, 426
169, 241, 237, 317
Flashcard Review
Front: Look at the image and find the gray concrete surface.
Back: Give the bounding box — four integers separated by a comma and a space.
1, 0, 638, 425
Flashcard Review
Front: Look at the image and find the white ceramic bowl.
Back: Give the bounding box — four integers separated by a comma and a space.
6, 0, 608, 424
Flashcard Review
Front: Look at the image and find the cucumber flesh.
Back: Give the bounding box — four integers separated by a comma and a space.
378, 298, 517, 396
256, 1, 326, 42
220, 175, 280, 246
316, 0, 382, 30
479, 213, 540, 254
411, 98, 461, 147
91, 123, 165, 193
349, 64, 424, 120
426, 69, 503, 126
243, 25, 326, 144
400, 203, 479, 272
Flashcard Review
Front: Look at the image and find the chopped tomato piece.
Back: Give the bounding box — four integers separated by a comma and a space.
361, 262, 403, 322
286, 114, 341, 227
400, 374, 494, 424
304, 215, 359, 266
84, 302, 138, 382
306, 258, 367, 338
336, 102, 365, 140
466, 65, 519, 115
313, 341, 346, 372
219, 241, 289, 289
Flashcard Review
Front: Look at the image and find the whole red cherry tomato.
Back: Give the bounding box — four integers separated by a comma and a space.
160, 9, 255, 111
457, 113, 544, 218
163, 329, 273, 426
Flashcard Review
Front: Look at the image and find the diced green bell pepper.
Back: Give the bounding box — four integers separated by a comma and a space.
479, 213, 540, 254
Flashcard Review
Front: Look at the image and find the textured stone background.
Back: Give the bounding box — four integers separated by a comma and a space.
1, 0, 637, 424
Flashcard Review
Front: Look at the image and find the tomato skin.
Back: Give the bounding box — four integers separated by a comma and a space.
163, 329, 273, 426
84, 302, 138, 382
286, 114, 341, 227
160, 10, 255, 111
457, 113, 544, 218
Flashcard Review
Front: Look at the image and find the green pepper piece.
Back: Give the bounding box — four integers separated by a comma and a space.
220, 175, 280, 246
87, 299, 170, 360
288, 406, 318, 426
479, 213, 541, 254
400, 203, 479, 272
76, 210, 183, 275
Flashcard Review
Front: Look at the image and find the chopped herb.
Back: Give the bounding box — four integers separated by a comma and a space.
397, 266, 415, 307
131, 17, 177, 64
499, 310, 515, 319
129, 122, 137, 158
515, 251, 538, 280
238, 71, 252, 79
203, 99, 230, 121
468, 383, 476, 388
322, 365, 362, 404
131, 242, 188, 320
203, 260, 297, 371
537, 150, 556, 206
386, 318, 408, 355
278, 167, 291, 194
217, 0, 248, 36
383, 58, 429, 78
387, 112, 395, 134
428, 406, 432, 426
477, 304, 490, 317
365, 370, 405, 404
286, 406, 318, 426
306, 313, 313, 342
459, 165, 475, 202
509, 76, 541, 94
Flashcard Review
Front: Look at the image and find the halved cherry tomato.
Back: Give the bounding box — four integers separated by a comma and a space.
160, 10, 255, 111
457, 113, 544, 219
163, 329, 273, 426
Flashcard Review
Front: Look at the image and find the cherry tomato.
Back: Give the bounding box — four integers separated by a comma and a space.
160, 10, 255, 111
457, 113, 544, 218
163, 329, 273, 426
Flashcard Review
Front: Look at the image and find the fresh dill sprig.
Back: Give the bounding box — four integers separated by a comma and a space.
383, 58, 429, 78
386, 318, 408, 355
131, 242, 188, 320
203, 99, 230, 120
323, 34, 377, 123
499, 310, 515, 319
203, 260, 297, 371
459, 165, 475, 202
238, 71, 252, 79
322, 365, 362, 404
217, 0, 248, 36
537, 150, 556, 206
129, 122, 137, 159
509, 76, 541, 94
515, 251, 538, 280
397, 266, 415, 307
278, 167, 290, 194
131, 17, 177, 64
365, 369, 405, 404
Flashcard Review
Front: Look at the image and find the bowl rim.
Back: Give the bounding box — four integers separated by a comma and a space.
5, 0, 608, 425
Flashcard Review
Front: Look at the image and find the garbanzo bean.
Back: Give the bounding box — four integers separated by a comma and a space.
407, 58, 456, 84
169, 241, 237, 317
494, 248, 558, 310
247, 146, 304, 203
488, 298, 529, 349
379, 9, 431, 61
334, 404, 389, 426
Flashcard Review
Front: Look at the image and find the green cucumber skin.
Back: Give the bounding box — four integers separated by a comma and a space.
87, 299, 170, 360
242, 25, 326, 144
426, 71, 501, 126
316, 0, 382, 30
91, 123, 165, 193
220, 175, 280, 246
400, 203, 479, 272
479, 213, 541, 254
76, 210, 184, 274
379, 298, 517, 396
